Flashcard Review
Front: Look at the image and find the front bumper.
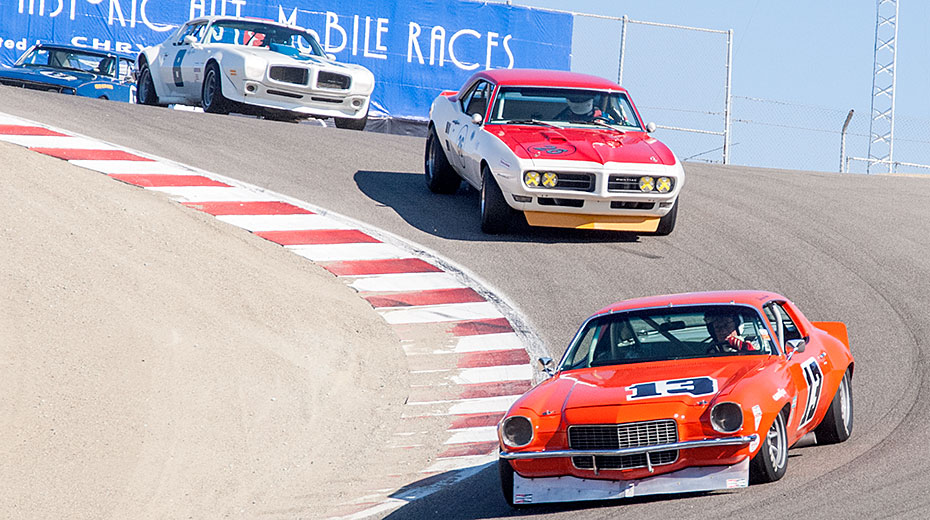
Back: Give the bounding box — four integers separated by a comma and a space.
222, 73, 370, 119
510, 457, 749, 505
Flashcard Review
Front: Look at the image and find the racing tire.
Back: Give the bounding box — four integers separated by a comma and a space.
652, 198, 679, 236
136, 63, 160, 106
424, 128, 461, 194
498, 459, 529, 509
202, 62, 230, 115
750, 410, 789, 484
814, 368, 854, 444
334, 108, 368, 130
480, 165, 513, 234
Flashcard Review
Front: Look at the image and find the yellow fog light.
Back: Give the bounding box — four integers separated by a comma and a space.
524, 171, 540, 187
542, 172, 558, 188
656, 177, 672, 193
639, 176, 654, 192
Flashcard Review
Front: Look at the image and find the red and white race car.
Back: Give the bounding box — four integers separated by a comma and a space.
498, 291, 854, 506
425, 69, 684, 234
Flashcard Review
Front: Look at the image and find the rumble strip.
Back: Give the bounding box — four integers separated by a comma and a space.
0, 113, 544, 518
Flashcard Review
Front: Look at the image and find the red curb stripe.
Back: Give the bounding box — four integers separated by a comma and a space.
459, 380, 532, 399
437, 441, 498, 458
0, 125, 67, 136
181, 201, 313, 215
363, 288, 486, 308
255, 229, 379, 246
320, 258, 443, 276
448, 412, 505, 429
449, 317, 514, 336
109, 174, 231, 188
29, 148, 153, 161
457, 349, 530, 369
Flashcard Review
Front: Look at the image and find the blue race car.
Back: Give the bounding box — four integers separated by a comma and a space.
0, 43, 137, 102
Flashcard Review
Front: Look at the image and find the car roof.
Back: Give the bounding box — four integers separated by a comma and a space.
595, 290, 787, 315
32, 43, 135, 60
187, 15, 305, 31
468, 69, 628, 92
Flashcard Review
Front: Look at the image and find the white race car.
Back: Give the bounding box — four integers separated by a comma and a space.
426, 69, 684, 234
136, 16, 375, 129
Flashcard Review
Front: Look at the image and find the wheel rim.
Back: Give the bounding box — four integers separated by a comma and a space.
139, 70, 150, 100
767, 416, 787, 472
838, 375, 852, 434
426, 137, 436, 180
480, 177, 487, 216
204, 70, 216, 107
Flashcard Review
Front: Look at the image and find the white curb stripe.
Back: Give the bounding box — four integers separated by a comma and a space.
0, 135, 119, 149
68, 159, 194, 175
452, 333, 525, 353
147, 186, 280, 202
377, 301, 502, 325
349, 272, 465, 293
287, 242, 408, 262
443, 426, 499, 444
216, 214, 352, 231
449, 365, 534, 385
405, 394, 521, 415
422, 453, 497, 473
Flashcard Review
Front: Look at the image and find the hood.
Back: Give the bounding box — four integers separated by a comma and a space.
238, 46, 366, 73
0, 66, 99, 87
493, 124, 676, 166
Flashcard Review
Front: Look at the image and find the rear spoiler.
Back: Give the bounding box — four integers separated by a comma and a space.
811, 321, 849, 349
440, 90, 458, 97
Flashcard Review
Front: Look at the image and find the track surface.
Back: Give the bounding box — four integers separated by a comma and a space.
4, 88, 930, 519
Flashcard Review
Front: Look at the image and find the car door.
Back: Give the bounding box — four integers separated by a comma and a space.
446, 80, 480, 174
763, 301, 834, 438
160, 22, 205, 101
459, 81, 494, 184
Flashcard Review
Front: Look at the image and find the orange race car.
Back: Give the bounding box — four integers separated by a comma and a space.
498, 291, 854, 506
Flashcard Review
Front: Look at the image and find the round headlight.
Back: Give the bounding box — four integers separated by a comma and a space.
656, 177, 672, 193
639, 176, 655, 192
710, 402, 743, 434
524, 171, 540, 187
542, 172, 558, 188
500, 415, 534, 448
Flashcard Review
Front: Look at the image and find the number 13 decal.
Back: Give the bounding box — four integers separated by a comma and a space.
799, 357, 824, 427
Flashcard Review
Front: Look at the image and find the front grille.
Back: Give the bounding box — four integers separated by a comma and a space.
317, 71, 351, 90
554, 173, 594, 191
538, 198, 584, 208
607, 175, 641, 191
611, 201, 655, 210
267, 89, 303, 99
569, 420, 679, 470
0, 79, 73, 94
269, 66, 308, 85
310, 96, 343, 104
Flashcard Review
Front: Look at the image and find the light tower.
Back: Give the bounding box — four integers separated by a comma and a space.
868, 0, 899, 174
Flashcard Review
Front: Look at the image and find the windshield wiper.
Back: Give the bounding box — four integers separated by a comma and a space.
569, 119, 627, 133
504, 119, 562, 128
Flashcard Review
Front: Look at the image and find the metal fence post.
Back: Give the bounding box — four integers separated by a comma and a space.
840, 109, 854, 173
617, 15, 628, 85
722, 29, 733, 165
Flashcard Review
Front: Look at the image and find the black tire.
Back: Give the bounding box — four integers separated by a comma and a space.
814, 368, 853, 444
480, 165, 513, 234
334, 107, 368, 130
653, 198, 679, 236
498, 459, 529, 508
201, 62, 229, 114
424, 128, 461, 194
750, 410, 789, 484
136, 63, 159, 106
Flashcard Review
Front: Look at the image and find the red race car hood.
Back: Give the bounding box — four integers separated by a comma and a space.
548, 357, 768, 411
493, 125, 676, 166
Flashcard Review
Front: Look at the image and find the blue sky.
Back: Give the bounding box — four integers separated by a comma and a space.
516, 0, 930, 171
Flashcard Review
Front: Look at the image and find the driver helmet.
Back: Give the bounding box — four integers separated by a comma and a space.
566, 93, 594, 115
703, 308, 742, 341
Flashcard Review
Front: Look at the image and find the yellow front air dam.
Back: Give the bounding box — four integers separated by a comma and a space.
523, 211, 660, 232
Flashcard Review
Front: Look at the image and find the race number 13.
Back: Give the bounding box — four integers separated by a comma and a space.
627, 377, 718, 400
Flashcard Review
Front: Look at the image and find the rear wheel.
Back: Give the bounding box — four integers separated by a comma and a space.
202, 62, 229, 114
136, 63, 159, 106
480, 165, 513, 234
653, 198, 678, 236
814, 369, 853, 444
750, 410, 788, 484
424, 128, 461, 194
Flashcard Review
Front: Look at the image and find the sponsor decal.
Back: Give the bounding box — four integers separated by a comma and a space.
514, 493, 533, 504
752, 405, 763, 430
530, 144, 575, 155
94, 83, 114, 89
726, 478, 748, 488
627, 377, 717, 400
39, 70, 76, 81
772, 388, 787, 401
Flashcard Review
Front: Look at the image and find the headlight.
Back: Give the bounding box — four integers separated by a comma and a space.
656, 177, 672, 193
541, 172, 558, 188
243, 56, 265, 80
639, 176, 654, 192
524, 171, 540, 187
500, 415, 533, 448
710, 402, 743, 434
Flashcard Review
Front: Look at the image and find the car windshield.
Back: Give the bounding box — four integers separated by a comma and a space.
488, 87, 643, 130
205, 20, 325, 56
560, 305, 775, 370
16, 47, 118, 77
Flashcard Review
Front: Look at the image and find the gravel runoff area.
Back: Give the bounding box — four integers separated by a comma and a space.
0, 141, 414, 518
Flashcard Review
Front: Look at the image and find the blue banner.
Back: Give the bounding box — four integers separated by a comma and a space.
0, 0, 573, 118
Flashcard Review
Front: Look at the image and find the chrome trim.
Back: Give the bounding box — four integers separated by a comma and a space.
499, 434, 758, 460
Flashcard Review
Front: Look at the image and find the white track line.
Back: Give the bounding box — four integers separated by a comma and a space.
216, 214, 352, 231
287, 242, 408, 262
0, 135, 119, 149
377, 301, 502, 325
68, 159, 195, 175
148, 186, 281, 202
349, 272, 466, 292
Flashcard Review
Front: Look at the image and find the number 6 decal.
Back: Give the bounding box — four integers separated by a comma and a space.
799, 357, 824, 427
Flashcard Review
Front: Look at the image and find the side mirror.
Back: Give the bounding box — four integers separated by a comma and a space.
785, 338, 807, 359
645, 122, 656, 133
183, 34, 197, 46
471, 112, 484, 125
326, 53, 337, 61
538, 356, 554, 377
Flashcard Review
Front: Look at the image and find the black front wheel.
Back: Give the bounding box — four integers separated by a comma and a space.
334, 107, 368, 130
136, 63, 159, 106
480, 165, 513, 234
201, 63, 230, 114
498, 459, 529, 508
750, 411, 788, 484
652, 198, 678, 236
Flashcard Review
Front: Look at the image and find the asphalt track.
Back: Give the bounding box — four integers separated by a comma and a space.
3, 87, 930, 519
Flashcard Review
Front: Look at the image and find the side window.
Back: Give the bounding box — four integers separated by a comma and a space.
458, 82, 480, 113
764, 302, 802, 351
465, 82, 491, 117
176, 23, 205, 45
564, 325, 597, 370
